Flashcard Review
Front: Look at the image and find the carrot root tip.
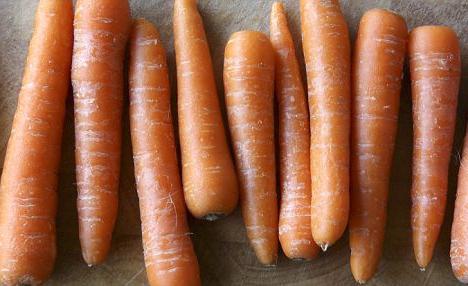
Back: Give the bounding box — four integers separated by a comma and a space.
356, 279, 367, 284
420, 267, 426, 272
87, 264, 93, 268
319, 243, 329, 252
202, 213, 226, 221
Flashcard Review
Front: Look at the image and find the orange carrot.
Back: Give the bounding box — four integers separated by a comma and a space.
349, 9, 407, 283
300, 0, 351, 250
72, 0, 131, 265
410, 26, 461, 269
224, 31, 278, 265
173, 0, 239, 220
270, 2, 319, 260
129, 19, 200, 286
0, 0, 73, 284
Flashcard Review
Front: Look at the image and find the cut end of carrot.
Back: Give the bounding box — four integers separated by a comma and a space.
356, 279, 367, 284
319, 243, 329, 252
202, 213, 226, 221
420, 267, 426, 272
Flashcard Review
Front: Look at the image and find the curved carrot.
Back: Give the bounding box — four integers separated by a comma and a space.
72, 0, 131, 266
349, 9, 407, 283
270, 2, 319, 260
0, 0, 73, 284
173, 0, 239, 220
129, 19, 200, 286
300, 0, 351, 250
224, 31, 278, 266
410, 26, 461, 269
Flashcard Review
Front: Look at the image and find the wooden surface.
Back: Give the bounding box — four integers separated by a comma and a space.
0, 0, 467, 285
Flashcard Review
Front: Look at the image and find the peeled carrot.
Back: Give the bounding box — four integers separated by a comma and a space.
224, 31, 278, 265
300, 0, 351, 250
72, 0, 131, 265
349, 9, 407, 283
270, 2, 319, 260
129, 19, 200, 286
0, 0, 73, 284
410, 26, 461, 269
173, 0, 239, 220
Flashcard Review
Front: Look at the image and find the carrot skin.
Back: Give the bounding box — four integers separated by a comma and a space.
300, 0, 351, 249
129, 19, 201, 286
224, 31, 278, 265
72, 0, 131, 265
349, 9, 407, 283
173, 0, 239, 220
270, 2, 319, 260
0, 0, 73, 284
410, 26, 461, 269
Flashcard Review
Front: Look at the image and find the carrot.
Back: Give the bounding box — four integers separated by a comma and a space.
173, 0, 239, 220
224, 31, 277, 265
349, 9, 407, 283
300, 0, 351, 250
72, 0, 131, 266
270, 2, 319, 260
128, 19, 200, 286
410, 26, 461, 269
0, 0, 73, 284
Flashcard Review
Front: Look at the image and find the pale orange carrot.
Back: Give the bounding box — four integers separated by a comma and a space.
270, 2, 319, 260
72, 0, 131, 265
129, 19, 201, 286
300, 0, 351, 250
173, 0, 239, 220
0, 0, 73, 284
349, 9, 407, 283
410, 25, 461, 269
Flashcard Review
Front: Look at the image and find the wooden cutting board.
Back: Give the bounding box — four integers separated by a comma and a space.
0, 0, 466, 285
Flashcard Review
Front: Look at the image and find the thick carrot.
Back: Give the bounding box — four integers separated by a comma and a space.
410, 26, 461, 269
349, 9, 407, 283
270, 2, 319, 260
173, 0, 239, 220
129, 19, 200, 286
224, 31, 277, 265
300, 0, 351, 250
0, 0, 73, 284
72, 0, 131, 265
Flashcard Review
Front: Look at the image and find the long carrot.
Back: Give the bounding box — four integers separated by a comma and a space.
349, 9, 407, 283
300, 0, 351, 250
410, 26, 461, 269
270, 2, 319, 260
0, 0, 73, 284
72, 0, 131, 266
224, 31, 277, 265
129, 19, 200, 286
173, 0, 239, 220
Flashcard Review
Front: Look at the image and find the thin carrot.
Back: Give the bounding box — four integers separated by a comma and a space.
224, 31, 278, 265
173, 0, 239, 220
129, 19, 200, 286
300, 0, 351, 250
410, 26, 461, 269
72, 0, 131, 266
270, 2, 319, 260
0, 0, 73, 284
349, 9, 407, 283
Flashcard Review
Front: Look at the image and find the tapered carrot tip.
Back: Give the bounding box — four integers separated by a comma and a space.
320, 243, 329, 252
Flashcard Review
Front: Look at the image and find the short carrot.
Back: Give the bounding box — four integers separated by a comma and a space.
0, 0, 73, 284
173, 0, 239, 220
410, 26, 461, 269
300, 0, 351, 250
270, 2, 319, 260
349, 9, 407, 283
224, 31, 278, 266
72, 0, 131, 266
129, 19, 200, 286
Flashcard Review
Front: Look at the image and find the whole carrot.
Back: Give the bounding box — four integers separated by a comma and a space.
0, 0, 73, 284
300, 0, 351, 250
270, 2, 319, 260
173, 0, 239, 220
72, 0, 131, 266
224, 31, 278, 265
349, 9, 407, 283
410, 26, 461, 269
129, 19, 200, 286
